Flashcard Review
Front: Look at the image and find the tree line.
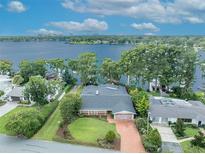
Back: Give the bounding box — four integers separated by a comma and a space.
0, 44, 198, 95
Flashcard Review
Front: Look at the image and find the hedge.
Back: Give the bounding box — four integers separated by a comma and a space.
5, 101, 59, 138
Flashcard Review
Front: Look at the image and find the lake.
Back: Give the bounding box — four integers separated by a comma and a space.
0, 41, 204, 91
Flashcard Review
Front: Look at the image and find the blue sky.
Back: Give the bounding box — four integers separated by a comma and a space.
0, 0, 205, 36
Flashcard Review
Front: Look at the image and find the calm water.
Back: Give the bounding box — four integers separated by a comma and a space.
0, 41, 203, 91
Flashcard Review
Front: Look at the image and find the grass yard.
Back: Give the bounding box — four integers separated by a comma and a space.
0, 107, 26, 135
184, 127, 199, 137
68, 118, 118, 145
181, 141, 205, 153
33, 105, 62, 140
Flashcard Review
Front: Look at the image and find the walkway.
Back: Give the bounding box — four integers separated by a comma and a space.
0, 134, 115, 153
108, 116, 145, 153
152, 125, 183, 153
0, 102, 18, 117
178, 137, 194, 143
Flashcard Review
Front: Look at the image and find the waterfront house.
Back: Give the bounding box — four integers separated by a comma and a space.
80, 84, 136, 120
149, 96, 205, 126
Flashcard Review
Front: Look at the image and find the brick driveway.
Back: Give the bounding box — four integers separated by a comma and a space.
108, 117, 145, 153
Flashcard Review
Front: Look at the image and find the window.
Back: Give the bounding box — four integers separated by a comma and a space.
180, 118, 192, 123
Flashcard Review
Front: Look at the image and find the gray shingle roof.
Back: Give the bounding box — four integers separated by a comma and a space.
81, 84, 136, 114
149, 96, 205, 121
7, 87, 24, 97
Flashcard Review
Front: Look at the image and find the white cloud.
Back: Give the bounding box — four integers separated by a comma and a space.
131, 23, 159, 32
8, 1, 26, 13
185, 17, 204, 24
32, 28, 63, 36
61, 0, 205, 24
49, 18, 108, 32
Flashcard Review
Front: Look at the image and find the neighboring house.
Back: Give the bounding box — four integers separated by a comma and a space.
45, 72, 58, 80
149, 96, 205, 126
7, 86, 25, 102
80, 84, 136, 120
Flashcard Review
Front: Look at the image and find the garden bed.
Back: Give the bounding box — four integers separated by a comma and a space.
181, 141, 205, 153
171, 125, 200, 139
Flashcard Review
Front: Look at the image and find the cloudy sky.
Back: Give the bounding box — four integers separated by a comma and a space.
0, 0, 205, 35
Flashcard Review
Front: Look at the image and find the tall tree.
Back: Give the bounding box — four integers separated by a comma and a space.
19, 59, 46, 82
47, 58, 65, 74
101, 58, 121, 83
73, 52, 97, 85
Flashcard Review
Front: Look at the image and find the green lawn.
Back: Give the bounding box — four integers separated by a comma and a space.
181, 141, 205, 153
0, 107, 26, 134
184, 127, 200, 137
68, 118, 118, 144
33, 105, 62, 140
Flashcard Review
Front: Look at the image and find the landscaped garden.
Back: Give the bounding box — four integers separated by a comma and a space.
171, 120, 200, 139
68, 117, 118, 145
181, 140, 205, 153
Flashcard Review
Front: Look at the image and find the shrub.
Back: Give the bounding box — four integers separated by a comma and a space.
5, 108, 43, 138
0, 99, 6, 106
60, 94, 81, 124
191, 131, 205, 147
143, 129, 162, 152
175, 119, 185, 137
105, 131, 116, 143
135, 118, 149, 134
0, 90, 4, 97
130, 89, 149, 117
18, 100, 30, 105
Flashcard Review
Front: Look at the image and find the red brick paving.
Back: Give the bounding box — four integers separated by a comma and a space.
107, 116, 145, 153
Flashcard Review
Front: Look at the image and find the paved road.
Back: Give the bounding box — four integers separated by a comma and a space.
0, 135, 116, 153
0, 102, 18, 117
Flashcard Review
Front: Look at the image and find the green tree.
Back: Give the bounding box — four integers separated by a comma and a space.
60, 94, 81, 124
62, 67, 76, 85
105, 131, 116, 143
175, 119, 185, 137
12, 74, 24, 85
47, 58, 65, 74
5, 108, 43, 138
130, 89, 149, 117
24, 76, 52, 105
101, 58, 121, 83
73, 52, 97, 85
0, 60, 12, 75
19, 59, 46, 82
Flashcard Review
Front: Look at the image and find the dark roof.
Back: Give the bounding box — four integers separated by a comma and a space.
149, 96, 205, 121
81, 84, 136, 114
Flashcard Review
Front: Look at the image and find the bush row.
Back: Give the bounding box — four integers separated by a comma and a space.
135, 118, 162, 153
5, 101, 59, 138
